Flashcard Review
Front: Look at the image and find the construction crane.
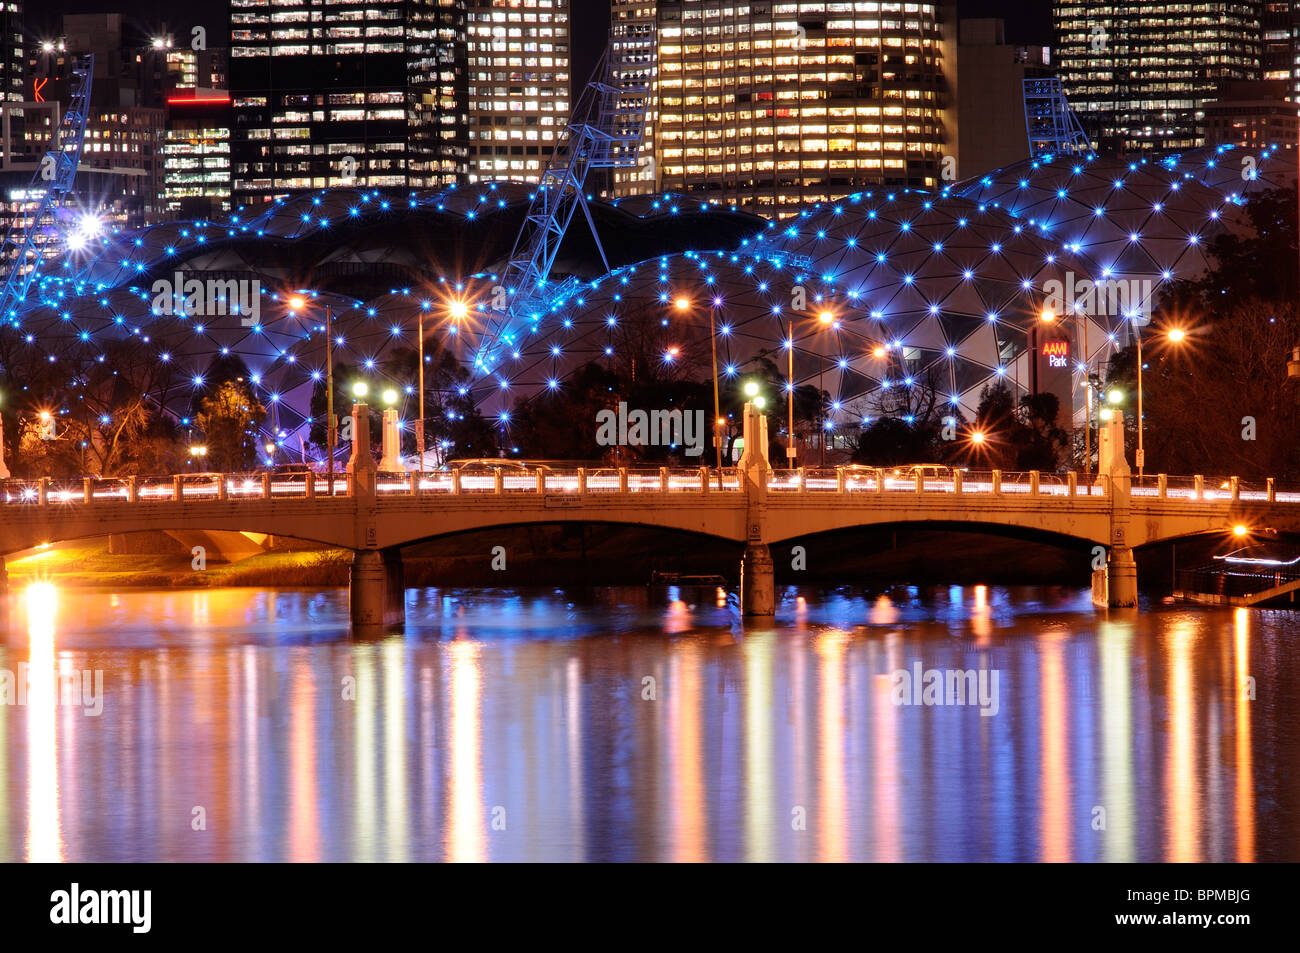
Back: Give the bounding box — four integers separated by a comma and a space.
1022, 77, 1092, 157
471, 32, 653, 380
0, 53, 94, 321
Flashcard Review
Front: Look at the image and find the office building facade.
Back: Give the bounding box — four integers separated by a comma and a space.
1053, 1, 1262, 153
624, 0, 954, 212
465, 0, 570, 182
228, 0, 470, 209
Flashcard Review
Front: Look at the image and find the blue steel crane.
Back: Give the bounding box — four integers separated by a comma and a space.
1022, 77, 1092, 157
471, 33, 652, 381
0, 53, 95, 322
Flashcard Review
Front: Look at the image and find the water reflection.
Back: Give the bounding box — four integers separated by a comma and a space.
0, 582, 1295, 862
25, 582, 63, 861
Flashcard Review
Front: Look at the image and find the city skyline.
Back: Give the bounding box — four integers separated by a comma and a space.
0, 0, 1296, 885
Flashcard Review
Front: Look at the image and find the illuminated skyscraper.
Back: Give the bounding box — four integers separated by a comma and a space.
228, 0, 469, 209
0, 1, 21, 107
621, 0, 954, 212
1053, 1, 1263, 153
165, 92, 233, 220
465, 0, 570, 182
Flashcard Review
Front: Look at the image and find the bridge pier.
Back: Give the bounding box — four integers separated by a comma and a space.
741, 543, 776, 616
1106, 546, 1138, 608
1093, 411, 1140, 608
349, 548, 406, 630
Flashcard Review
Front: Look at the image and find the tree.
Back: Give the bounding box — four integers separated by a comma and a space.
1121, 182, 1300, 481
1177, 184, 1298, 311
851, 369, 955, 465
0, 331, 182, 477
965, 382, 1069, 471
194, 380, 266, 472
1132, 299, 1300, 480
510, 361, 621, 461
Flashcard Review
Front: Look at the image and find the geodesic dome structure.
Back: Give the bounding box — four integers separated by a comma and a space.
3, 144, 1293, 460
1, 184, 764, 458
948, 152, 1237, 291
478, 188, 1106, 423
1155, 142, 1297, 203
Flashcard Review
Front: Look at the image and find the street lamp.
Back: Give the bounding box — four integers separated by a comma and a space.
1131, 323, 1189, 480
785, 309, 836, 468
676, 296, 724, 482
1132, 315, 1148, 480
352, 380, 369, 399
291, 294, 337, 495
817, 311, 834, 466
418, 296, 470, 480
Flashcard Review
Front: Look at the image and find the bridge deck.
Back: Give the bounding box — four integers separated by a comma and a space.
2, 467, 1297, 557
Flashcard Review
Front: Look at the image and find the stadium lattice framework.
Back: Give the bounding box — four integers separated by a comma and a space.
1, 144, 1294, 464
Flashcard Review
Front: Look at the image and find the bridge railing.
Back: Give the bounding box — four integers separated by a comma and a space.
4, 468, 1300, 506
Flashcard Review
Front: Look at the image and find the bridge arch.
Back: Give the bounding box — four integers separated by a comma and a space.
760, 507, 1112, 549
770, 518, 1105, 553
0, 505, 363, 558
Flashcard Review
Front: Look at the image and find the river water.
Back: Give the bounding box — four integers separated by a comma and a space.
1, 582, 1296, 862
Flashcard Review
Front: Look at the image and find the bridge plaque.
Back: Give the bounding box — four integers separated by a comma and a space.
545, 495, 584, 509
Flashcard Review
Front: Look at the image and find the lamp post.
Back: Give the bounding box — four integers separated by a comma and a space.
787, 328, 796, 467
785, 309, 834, 467
324, 305, 335, 494
1079, 307, 1090, 481
707, 304, 723, 482
292, 295, 335, 494
1132, 324, 1188, 479
1132, 322, 1189, 481
676, 296, 724, 483
425, 297, 471, 476
816, 310, 833, 467
416, 307, 425, 483
1134, 318, 1146, 481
